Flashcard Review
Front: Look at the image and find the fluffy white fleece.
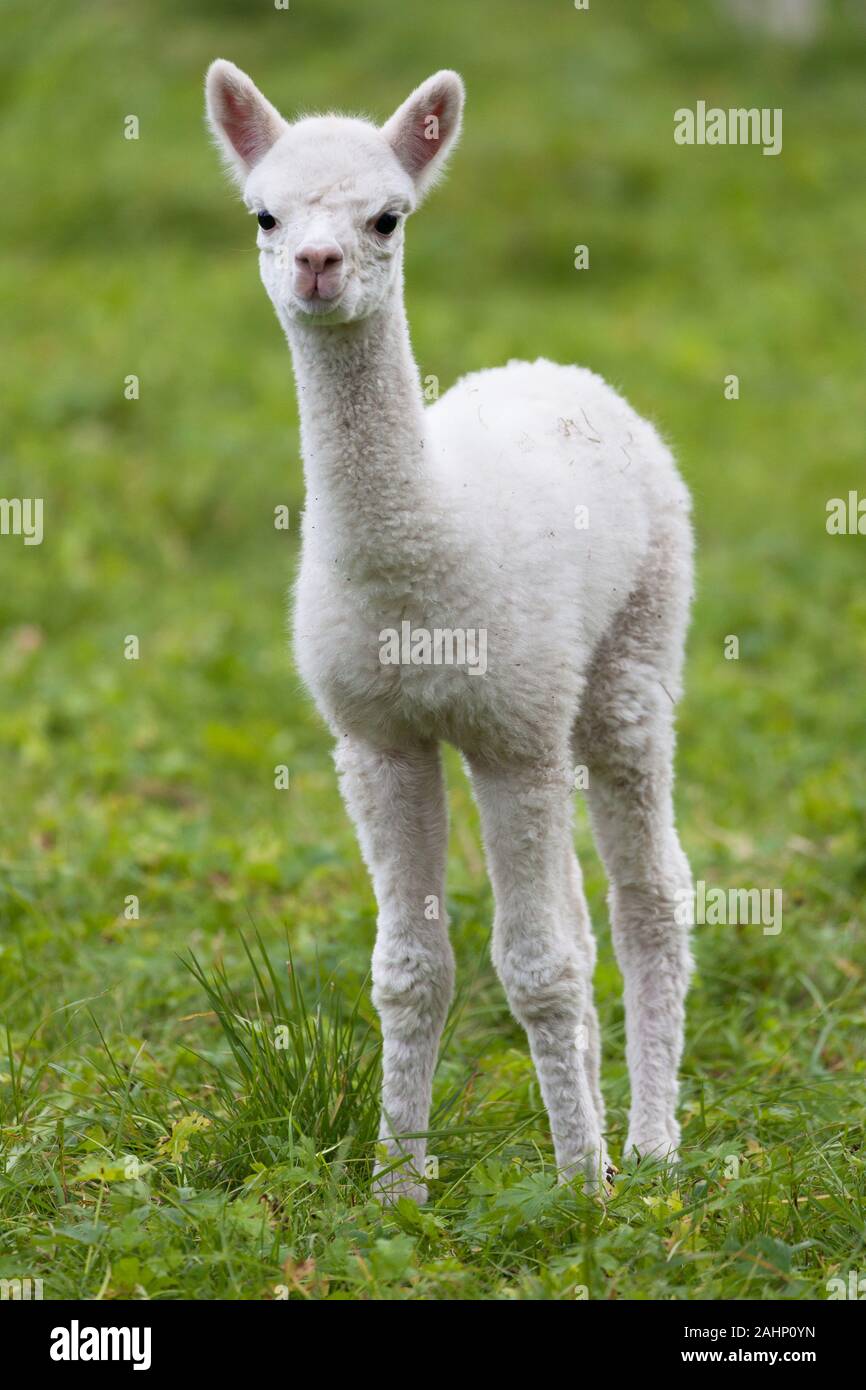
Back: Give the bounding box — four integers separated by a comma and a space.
206, 61, 694, 1202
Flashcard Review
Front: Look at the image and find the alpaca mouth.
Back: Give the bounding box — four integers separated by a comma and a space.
293, 272, 346, 303
293, 287, 345, 314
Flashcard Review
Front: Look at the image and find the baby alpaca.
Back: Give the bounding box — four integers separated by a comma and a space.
205, 62, 694, 1202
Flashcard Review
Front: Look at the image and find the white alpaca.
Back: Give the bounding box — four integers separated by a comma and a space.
205, 62, 694, 1202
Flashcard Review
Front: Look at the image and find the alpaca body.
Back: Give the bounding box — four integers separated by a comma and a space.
295, 353, 690, 766
206, 61, 695, 1202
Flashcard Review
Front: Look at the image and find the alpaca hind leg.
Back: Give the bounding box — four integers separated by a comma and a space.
583, 748, 692, 1161
565, 848, 606, 1136
575, 551, 693, 1162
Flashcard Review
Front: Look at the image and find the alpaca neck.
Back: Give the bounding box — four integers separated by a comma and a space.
286, 281, 435, 568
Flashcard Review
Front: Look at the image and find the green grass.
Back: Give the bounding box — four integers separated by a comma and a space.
1, 0, 865, 1300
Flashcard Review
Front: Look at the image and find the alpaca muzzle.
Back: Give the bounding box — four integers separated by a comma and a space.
293, 241, 345, 302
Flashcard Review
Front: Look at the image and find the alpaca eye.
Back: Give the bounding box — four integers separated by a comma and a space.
374, 212, 398, 236
257, 211, 277, 230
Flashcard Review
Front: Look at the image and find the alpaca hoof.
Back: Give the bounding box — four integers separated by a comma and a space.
583, 1160, 618, 1199
564, 1150, 617, 1198
372, 1166, 428, 1207
376, 1178, 428, 1207
624, 1135, 680, 1169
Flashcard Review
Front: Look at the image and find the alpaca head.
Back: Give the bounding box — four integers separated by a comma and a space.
205, 62, 464, 328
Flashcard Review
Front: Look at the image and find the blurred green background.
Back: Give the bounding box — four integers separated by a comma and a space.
0, 0, 864, 1300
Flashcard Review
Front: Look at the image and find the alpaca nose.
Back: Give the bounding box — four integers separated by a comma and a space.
294, 242, 343, 275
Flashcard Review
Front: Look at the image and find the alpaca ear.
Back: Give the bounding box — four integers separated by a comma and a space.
205, 59, 287, 186
382, 70, 465, 198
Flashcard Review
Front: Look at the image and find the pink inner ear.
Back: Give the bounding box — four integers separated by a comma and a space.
222, 83, 267, 163
403, 95, 450, 173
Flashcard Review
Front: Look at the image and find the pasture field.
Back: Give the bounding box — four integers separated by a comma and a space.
1, 0, 864, 1300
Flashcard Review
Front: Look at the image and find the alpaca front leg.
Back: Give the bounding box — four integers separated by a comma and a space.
471, 761, 609, 1191
335, 738, 453, 1204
